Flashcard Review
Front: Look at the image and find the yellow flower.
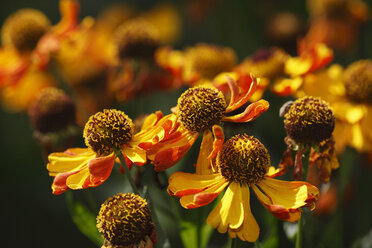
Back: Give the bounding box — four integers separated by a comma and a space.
168, 135, 319, 242
146, 75, 269, 172
296, 60, 372, 153
47, 109, 175, 194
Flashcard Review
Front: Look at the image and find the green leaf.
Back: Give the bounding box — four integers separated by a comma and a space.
65, 191, 103, 246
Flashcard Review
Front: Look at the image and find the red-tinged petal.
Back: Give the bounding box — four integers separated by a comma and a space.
168, 172, 225, 197
226, 75, 240, 109
225, 74, 258, 112
223, 99, 269, 123
271, 77, 303, 97
88, 153, 115, 184
52, 170, 80, 195
55, 0, 80, 35
180, 179, 229, 209
308, 43, 333, 73
207, 125, 224, 160
265, 166, 285, 178
121, 146, 147, 166
148, 131, 199, 171
0, 49, 30, 88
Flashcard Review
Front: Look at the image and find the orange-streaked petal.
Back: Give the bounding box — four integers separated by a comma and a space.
223, 99, 269, 123
167, 172, 225, 197
253, 177, 319, 222
121, 146, 147, 166
148, 130, 199, 172
207, 182, 244, 233
88, 153, 116, 184
285, 57, 312, 77
225, 74, 258, 112
226, 75, 240, 109
195, 130, 214, 175
179, 179, 229, 209
207, 125, 225, 160
228, 184, 259, 242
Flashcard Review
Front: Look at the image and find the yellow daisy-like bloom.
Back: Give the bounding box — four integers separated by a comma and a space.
97, 193, 156, 248
147, 75, 269, 172
47, 109, 175, 194
296, 60, 372, 152
168, 135, 319, 242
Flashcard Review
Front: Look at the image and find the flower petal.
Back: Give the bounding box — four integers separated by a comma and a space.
195, 130, 214, 175
253, 177, 319, 222
168, 172, 225, 197
222, 100, 269, 123
207, 125, 225, 160
228, 184, 259, 242
88, 153, 115, 184
122, 146, 147, 166
271, 77, 303, 97
207, 182, 244, 233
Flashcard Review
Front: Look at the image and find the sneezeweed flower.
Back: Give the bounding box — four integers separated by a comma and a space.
155, 43, 237, 87
168, 134, 319, 242
47, 109, 173, 194
147, 75, 269, 172
29, 87, 79, 155
272, 42, 333, 96
280, 96, 338, 182
97, 193, 156, 248
296, 60, 372, 153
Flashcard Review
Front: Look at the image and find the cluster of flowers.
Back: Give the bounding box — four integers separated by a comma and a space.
1, 0, 371, 247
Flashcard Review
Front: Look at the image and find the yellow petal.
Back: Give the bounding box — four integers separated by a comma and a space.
66, 168, 90, 189
207, 182, 244, 233
228, 184, 259, 242
122, 146, 147, 165
47, 148, 95, 176
195, 130, 214, 175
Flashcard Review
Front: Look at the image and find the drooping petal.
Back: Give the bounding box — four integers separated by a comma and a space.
253, 177, 319, 222
167, 172, 225, 197
147, 129, 199, 172
195, 129, 214, 175
47, 148, 95, 177
225, 74, 258, 112
222, 100, 269, 123
121, 146, 147, 166
179, 179, 229, 209
228, 184, 260, 242
207, 125, 225, 160
207, 182, 245, 233
88, 153, 116, 184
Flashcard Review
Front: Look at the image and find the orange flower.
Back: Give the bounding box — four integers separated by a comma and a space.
47, 109, 175, 194
168, 135, 319, 242
147, 75, 269, 172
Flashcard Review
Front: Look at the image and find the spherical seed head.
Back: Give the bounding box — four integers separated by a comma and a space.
343, 60, 372, 104
83, 109, 134, 156
186, 44, 237, 79
1, 9, 51, 52
176, 87, 226, 132
248, 47, 288, 78
115, 19, 159, 60
218, 134, 270, 185
29, 88, 76, 133
284, 96, 335, 145
97, 193, 154, 247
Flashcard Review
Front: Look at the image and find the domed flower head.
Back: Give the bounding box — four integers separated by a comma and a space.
168, 135, 319, 242
97, 193, 156, 248
293, 60, 372, 153
146, 75, 269, 172
47, 109, 174, 194
280, 96, 338, 183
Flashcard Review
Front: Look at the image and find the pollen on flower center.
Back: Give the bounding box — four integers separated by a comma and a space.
83, 109, 134, 156
343, 60, 372, 104
284, 96, 335, 145
176, 87, 226, 132
96, 193, 154, 247
218, 134, 270, 185
1, 9, 51, 52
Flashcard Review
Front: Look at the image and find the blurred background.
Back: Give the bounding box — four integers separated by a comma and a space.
1, 0, 372, 247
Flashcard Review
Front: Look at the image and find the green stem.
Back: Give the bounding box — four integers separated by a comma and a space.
255, 240, 261, 248
296, 215, 303, 248
114, 148, 139, 195
230, 237, 237, 248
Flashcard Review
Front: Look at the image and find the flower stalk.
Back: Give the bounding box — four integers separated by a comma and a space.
114, 148, 140, 195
